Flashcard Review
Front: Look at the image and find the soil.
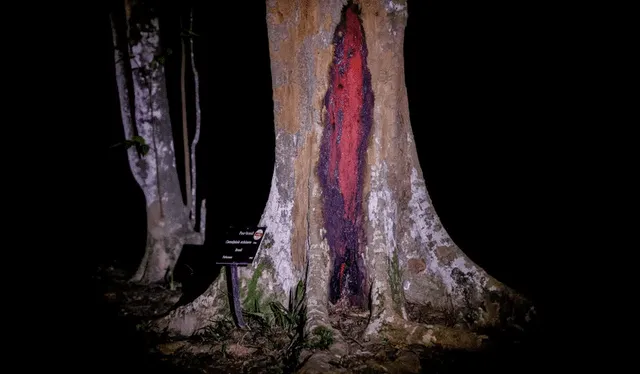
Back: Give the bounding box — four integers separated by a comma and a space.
90, 263, 548, 373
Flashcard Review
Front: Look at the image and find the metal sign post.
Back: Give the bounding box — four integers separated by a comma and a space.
229, 263, 246, 328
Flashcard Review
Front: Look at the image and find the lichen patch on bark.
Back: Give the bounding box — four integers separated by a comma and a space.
366, 162, 398, 258
435, 246, 458, 267
407, 258, 426, 274
256, 163, 296, 297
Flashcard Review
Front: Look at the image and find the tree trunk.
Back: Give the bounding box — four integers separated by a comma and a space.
154, 0, 533, 349
111, 0, 205, 285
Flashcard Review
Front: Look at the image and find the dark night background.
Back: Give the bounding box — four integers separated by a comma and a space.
66, 0, 595, 369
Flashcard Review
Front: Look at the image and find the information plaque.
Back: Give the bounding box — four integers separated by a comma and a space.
214, 226, 266, 265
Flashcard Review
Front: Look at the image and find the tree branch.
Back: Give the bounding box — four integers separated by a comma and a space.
189, 7, 204, 231
110, 12, 145, 189
180, 14, 193, 218
199, 198, 206, 238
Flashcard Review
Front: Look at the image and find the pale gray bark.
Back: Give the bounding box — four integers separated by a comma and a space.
188, 8, 202, 228
153, 0, 533, 349
111, 1, 205, 285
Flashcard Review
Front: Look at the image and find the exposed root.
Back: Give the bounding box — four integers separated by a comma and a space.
295, 292, 351, 373
305, 312, 349, 358
399, 240, 537, 331
150, 269, 229, 337
365, 310, 486, 350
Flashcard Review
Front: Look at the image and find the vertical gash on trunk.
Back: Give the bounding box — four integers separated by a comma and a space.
318, 3, 374, 308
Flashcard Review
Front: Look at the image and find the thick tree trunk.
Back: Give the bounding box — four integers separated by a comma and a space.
111, 0, 205, 284
154, 0, 533, 348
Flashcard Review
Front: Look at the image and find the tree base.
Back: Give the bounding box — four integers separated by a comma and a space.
297, 308, 520, 374
151, 268, 230, 336
133, 272, 536, 373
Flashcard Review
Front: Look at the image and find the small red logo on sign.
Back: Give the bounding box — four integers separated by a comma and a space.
253, 229, 264, 241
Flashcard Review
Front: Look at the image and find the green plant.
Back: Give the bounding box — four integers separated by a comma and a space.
198, 318, 235, 342
109, 135, 150, 157
270, 280, 307, 337
306, 325, 334, 350
150, 48, 173, 68
243, 306, 272, 333
135, 320, 152, 332
238, 281, 310, 372
243, 262, 267, 312
221, 342, 227, 358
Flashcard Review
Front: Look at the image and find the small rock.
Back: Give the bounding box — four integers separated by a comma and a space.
421, 328, 436, 345
225, 343, 257, 358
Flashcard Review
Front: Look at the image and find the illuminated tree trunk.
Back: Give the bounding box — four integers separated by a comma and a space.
155, 0, 532, 350
110, 0, 205, 285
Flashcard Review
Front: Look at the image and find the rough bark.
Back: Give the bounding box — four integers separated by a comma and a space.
111, 0, 205, 285
154, 0, 533, 349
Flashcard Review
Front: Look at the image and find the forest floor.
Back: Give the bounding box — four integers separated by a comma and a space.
90, 263, 548, 374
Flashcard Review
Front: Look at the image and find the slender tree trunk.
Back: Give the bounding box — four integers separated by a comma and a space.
189, 8, 203, 227
111, 0, 205, 285
180, 16, 193, 219
154, 0, 533, 350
